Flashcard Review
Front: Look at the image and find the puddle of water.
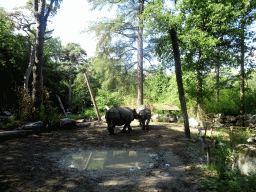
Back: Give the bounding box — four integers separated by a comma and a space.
60, 150, 157, 171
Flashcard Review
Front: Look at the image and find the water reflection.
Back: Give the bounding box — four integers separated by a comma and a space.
61, 150, 157, 171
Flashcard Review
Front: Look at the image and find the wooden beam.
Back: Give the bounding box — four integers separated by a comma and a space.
83, 72, 101, 121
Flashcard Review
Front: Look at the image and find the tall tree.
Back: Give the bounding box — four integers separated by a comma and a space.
170, 28, 190, 138
61, 43, 87, 111
86, 0, 153, 106
230, 0, 256, 114
29, 0, 62, 114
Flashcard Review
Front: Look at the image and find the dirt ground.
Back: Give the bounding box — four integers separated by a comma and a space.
0, 120, 210, 192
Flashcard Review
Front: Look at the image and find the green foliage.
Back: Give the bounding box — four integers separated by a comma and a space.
38, 88, 61, 125
95, 89, 122, 112
144, 67, 170, 102
204, 89, 240, 115
202, 128, 256, 191
0, 116, 16, 131
84, 109, 96, 117
39, 106, 59, 124
202, 168, 256, 192
15, 86, 34, 122
229, 128, 252, 147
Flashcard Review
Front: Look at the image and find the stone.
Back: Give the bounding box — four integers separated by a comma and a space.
163, 116, 170, 122
247, 135, 256, 143
60, 118, 76, 129
76, 119, 86, 123
18, 121, 44, 132
152, 114, 161, 120
207, 113, 216, 119
189, 118, 198, 128
233, 144, 256, 175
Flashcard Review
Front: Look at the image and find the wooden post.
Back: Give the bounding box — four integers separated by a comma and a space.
56, 95, 67, 117
83, 72, 101, 121
198, 127, 210, 165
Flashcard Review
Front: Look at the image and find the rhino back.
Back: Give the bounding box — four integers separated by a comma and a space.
106, 106, 134, 125
136, 105, 151, 120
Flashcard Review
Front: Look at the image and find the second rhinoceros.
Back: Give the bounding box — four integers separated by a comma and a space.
105, 106, 138, 135
136, 105, 151, 130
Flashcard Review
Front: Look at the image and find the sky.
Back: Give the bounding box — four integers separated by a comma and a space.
0, 0, 116, 58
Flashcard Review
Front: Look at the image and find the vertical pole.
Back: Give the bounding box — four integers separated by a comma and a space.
56, 95, 67, 117
83, 72, 101, 121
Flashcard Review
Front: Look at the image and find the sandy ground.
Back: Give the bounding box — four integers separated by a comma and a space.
0, 120, 210, 192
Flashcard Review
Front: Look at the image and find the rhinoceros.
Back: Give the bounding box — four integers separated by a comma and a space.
136, 105, 151, 130
105, 106, 138, 135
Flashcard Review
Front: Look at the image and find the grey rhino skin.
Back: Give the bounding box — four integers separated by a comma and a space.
136, 105, 151, 130
105, 106, 138, 135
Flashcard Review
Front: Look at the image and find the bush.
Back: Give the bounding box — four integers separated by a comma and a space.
95, 89, 122, 112
202, 129, 256, 191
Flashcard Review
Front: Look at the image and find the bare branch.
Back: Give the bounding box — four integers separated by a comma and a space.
44, 0, 54, 24
45, 29, 54, 34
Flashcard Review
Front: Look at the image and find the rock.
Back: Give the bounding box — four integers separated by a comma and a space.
244, 120, 253, 127
207, 113, 216, 119
189, 118, 198, 128
225, 115, 236, 123
218, 113, 225, 119
76, 122, 91, 127
18, 121, 44, 132
214, 121, 223, 127
152, 114, 161, 120
60, 118, 76, 129
163, 116, 170, 122
233, 144, 256, 175
247, 135, 256, 143
250, 115, 256, 124
76, 119, 86, 123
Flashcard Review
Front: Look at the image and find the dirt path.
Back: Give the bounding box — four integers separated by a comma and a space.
0, 120, 209, 192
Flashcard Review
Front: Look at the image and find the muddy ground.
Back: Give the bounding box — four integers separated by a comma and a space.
0, 120, 210, 192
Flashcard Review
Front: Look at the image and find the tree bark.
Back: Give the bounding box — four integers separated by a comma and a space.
32, 0, 55, 115
169, 28, 190, 138
24, 39, 36, 93
215, 46, 220, 103
83, 72, 101, 121
197, 50, 204, 121
240, 22, 245, 114
33, 0, 46, 112
68, 66, 72, 111
137, 0, 144, 106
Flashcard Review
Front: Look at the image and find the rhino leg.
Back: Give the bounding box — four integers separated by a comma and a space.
141, 119, 146, 130
127, 122, 132, 131
121, 122, 132, 133
145, 119, 150, 130
108, 127, 115, 135
107, 121, 115, 135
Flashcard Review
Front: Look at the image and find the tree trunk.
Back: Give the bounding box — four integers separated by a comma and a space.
137, 0, 144, 106
197, 50, 204, 121
83, 72, 101, 121
84, 85, 87, 110
68, 66, 72, 112
24, 39, 36, 93
33, 0, 46, 112
215, 46, 220, 103
240, 23, 245, 114
169, 28, 190, 138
